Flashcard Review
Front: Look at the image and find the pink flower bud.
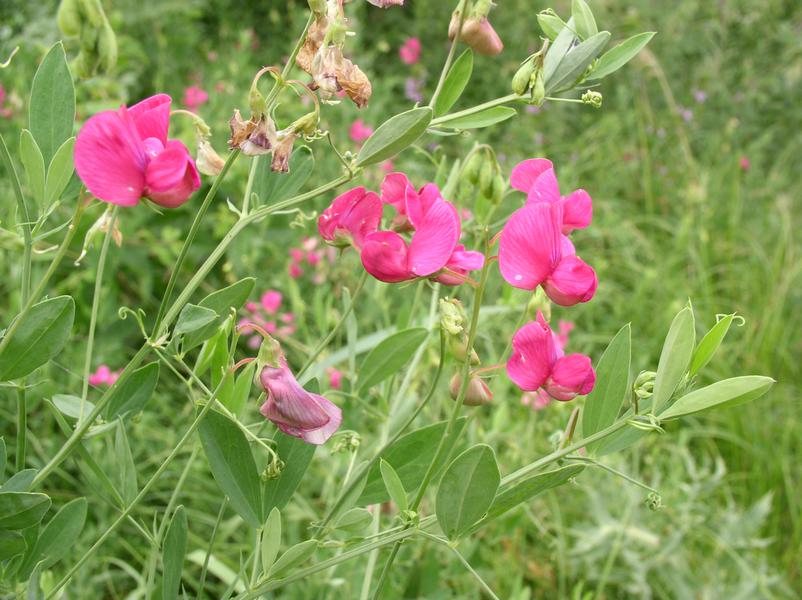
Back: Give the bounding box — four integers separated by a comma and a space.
449, 373, 493, 406
460, 17, 504, 56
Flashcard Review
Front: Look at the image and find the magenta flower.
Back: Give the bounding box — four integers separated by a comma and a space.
326, 367, 343, 390
74, 94, 200, 208
260, 359, 342, 445
510, 158, 592, 234
399, 37, 421, 65
739, 156, 750, 172
318, 187, 382, 248
521, 389, 553, 411
0, 84, 13, 118
261, 290, 282, 314
349, 118, 374, 143
507, 312, 595, 401
498, 202, 597, 305
182, 85, 209, 112
88, 364, 121, 387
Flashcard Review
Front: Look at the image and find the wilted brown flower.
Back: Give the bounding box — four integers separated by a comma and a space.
228, 109, 277, 156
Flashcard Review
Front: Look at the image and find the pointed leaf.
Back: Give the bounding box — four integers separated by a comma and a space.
44, 137, 75, 206
174, 304, 218, 337
434, 49, 473, 116
115, 420, 138, 505
357, 328, 428, 394
483, 465, 585, 523
0, 438, 5, 482
652, 307, 695, 413
442, 106, 517, 130
52, 394, 96, 421
355, 107, 433, 167
17, 497, 87, 579
104, 361, 160, 419
587, 32, 656, 81
571, 0, 597, 39
29, 43, 75, 167
689, 314, 734, 377
183, 278, 255, 351
379, 459, 408, 512
268, 539, 317, 579
333, 507, 373, 534
20, 130, 45, 209
162, 505, 188, 600
546, 30, 611, 93
260, 508, 282, 576
659, 376, 774, 420
263, 432, 316, 516
0, 492, 51, 529
0, 530, 27, 561
252, 146, 315, 205
0, 469, 37, 492
543, 17, 577, 82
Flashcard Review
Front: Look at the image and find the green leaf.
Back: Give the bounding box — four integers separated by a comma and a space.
435, 444, 500, 539
19, 130, 45, 209
333, 507, 372, 534
183, 278, 255, 351
483, 465, 585, 524
0, 469, 37, 492
0, 492, 51, 529
17, 497, 87, 579
659, 376, 774, 420
355, 107, 433, 167
199, 410, 263, 528
252, 146, 315, 205
263, 432, 316, 516
0, 530, 27, 561
546, 30, 611, 93
52, 394, 96, 421
571, 0, 598, 39
174, 304, 218, 337
538, 12, 567, 40
104, 361, 160, 419
223, 360, 255, 416
44, 137, 75, 207
379, 459, 408, 512
268, 539, 317, 579
0, 295, 74, 381
359, 418, 467, 505
543, 17, 577, 82
689, 314, 734, 377
581, 324, 631, 451
260, 508, 282, 577
357, 328, 428, 394
652, 307, 695, 414
162, 505, 188, 600
434, 49, 473, 116
587, 32, 656, 81
0, 438, 6, 482
442, 106, 517, 130
29, 43, 75, 167
114, 420, 138, 505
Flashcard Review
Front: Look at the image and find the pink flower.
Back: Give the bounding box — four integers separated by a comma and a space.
318, 187, 382, 248
261, 290, 282, 314
260, 359, 342, 444
498, 201, 597, 306
521, 389, 552, 411
182, 86, 209, 112
380, 160, 395, 173
74, 94, 200, 208
399, 37, 421, 65
0, 84, 12, 118
327, 367, 343, 389
349, 119, 374, 143
510, 158, 592, 234
555, 320, 575, 350
289, 262, 304, 278
507, 312, 595, 401
88, 364, 121, 387
739, 156, 750, 171
453, 16, 504, 56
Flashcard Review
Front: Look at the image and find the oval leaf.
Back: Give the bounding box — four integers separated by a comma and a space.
268, 539, 317, 579
333, 507, 373, 534
114, 420, 138, 505
253, 146, 315, 205
260, 508, 282, 577
0, 492, 51, 529
44, 137, 75, 206
0, 295, 74, 381
0, 530, 27, 561
434, 49, 473, 116
652, 306, 695, 414
162, 505, 188, 600
183, 278, 255, 351
104, 361, 160, 419
199, 410, 263, 528
572, 0, 598, 39
587, 32, 656, 81
263, 432, 316, 516
441, 106, 517, 130
20, 129, 45, 209
355, 107, 433, 167
379, 459, 408, 512
17, 497, 87, 579
546, 30, 611, 93
689, 314, 734, 377
543, 17, 577, 82
582, 324, 631, 450
29, 43, 75, 167
659, 376, 774, 420
357, 328, 428, 393
435, 444, 500, 540
52, 394, 96, 421
174, 304, 218, 337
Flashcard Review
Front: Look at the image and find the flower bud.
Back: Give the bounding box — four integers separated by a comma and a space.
581, 90, 603, 109
479, 159, 494, 197
633, 370, 656, 399
527, 287, 552, 322
447, 336, 480, 365
537, 9, 566, 40
97, 20, 117, 73
57, 0, 82, 37
449, 373, 493, 406
460, 17, 504, 56
530, 68, 545, 105
439, 298, 466, 336
196, 139, 226, 176
490, 173, 506, 205
512, 57, 536, 95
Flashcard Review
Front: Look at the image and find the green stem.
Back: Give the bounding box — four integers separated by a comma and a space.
0, 134, 32, 305
46, 380, 226, 599
419, 531, 501, 600
430, 93, 523, 127
15, 387, 26, 470
79, 206, 119, 423
249, 528, 263, 588
197, 498, 228, 600
428, 0, 468, 110
566, 456, 659, 494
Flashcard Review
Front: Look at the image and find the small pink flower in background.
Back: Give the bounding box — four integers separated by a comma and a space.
507, 312, 595, 401
239, 290, 296, 348
739, 156, 750, 172
327, 367, 343, 389
260, 359, 342, 445
74, 94, 200, 208
555, 320, 575, 350
0, 84, 13, 118
693, 89, 707, 103
289, 262, 303, 278
182, 85, 209, 112
380, 160, 395, 173
261, 290, 282, 314
678, 106, 693, 123
89, 364, 121, 387
521, 389, 552, 411
405, 77, 424, 103
349, 119, 374, 143
399, 37, 421, 65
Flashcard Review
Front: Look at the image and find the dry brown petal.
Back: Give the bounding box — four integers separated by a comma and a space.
296, 16, 328, 74
337, 58, 372, 108
270, 132, 297, 173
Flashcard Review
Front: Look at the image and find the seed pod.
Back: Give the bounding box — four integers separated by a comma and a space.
77, 0, 105, 28
478, 158, 494, 197
491, 173, 506, 205
98, 20, 117, 73
463, 152, 483, 185
512, 57, 536, 95
57, 0, 82, 37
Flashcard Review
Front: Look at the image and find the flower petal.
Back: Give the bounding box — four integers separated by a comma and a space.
435, 245, 485, 285
560, 188, 592, 233
506, 313, 557, 391
545, 353, 595, 400
406, 183, 442, 229
526, 168, 560, 204
510, 158, 553, 193
297, 394, 342, 444
340, 190, 382, 247
408, 199, 460, 277
380, 172, 411, 212
145, 140, 200, 208
128, 94, 171, 144
259, 364, 331, 430
498, 202, 562, 290
74, 108, 147, 206
360, 230, 412, 282
543, 254, 598, 306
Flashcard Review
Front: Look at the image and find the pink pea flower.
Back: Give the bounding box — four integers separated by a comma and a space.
88, 364, 121, 387
521, 389, 552, 411
739, 156, 750, 172
380, 172, 441, 230
498, 202, 597, 305
289, 262, 304, 278
327, 367, 343, 389
74, 94, 200, 208
261, 290, 282, 314
0, 84, 12, 118
509, 158, 592, 234
349, 119, 374, 143
399, 37, 421, 65
555, 320, 575, 350
318, 187, 382, 248
507, 312, 595, 401
260, 358, 342, 445
380, 160, 395, 173
452, 15, 504, 56
182, 86, 209, 112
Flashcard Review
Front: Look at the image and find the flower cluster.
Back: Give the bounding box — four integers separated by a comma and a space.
318, 173, 484, 286
238, 290, 297, 349
88, 364, 121, 387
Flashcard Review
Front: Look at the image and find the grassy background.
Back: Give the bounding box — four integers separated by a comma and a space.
1, 0, 800, 597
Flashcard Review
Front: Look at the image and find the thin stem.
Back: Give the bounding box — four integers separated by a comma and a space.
151, 150, 240, 337
430, 93, 523, 127
197, 498, 228, 600
15, 387, 26, 470
0, 134, 32, 305
47, 380, 226, 599
249, 528, 263, 588
428, 0, 468, 110
419, 532, 501, 600
566, 456, 659, 494
79, 206, 119, 423
263, 12, 314, 109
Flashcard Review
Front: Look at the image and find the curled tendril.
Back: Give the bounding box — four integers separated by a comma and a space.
626, 414, 665, 434
118, 306, 149, 338
0, 46, 19, 69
